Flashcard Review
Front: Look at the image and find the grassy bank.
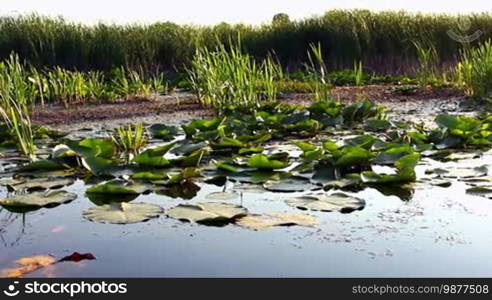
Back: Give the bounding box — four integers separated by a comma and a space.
1, 10, 491, 74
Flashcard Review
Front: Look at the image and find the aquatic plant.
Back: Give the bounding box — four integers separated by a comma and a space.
111, 124, 148, 163
0, 54, 36, 161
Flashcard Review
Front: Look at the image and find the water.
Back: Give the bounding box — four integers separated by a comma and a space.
1, 154, 492, 277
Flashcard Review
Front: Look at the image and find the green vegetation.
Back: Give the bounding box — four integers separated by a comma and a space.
188, 41, 282, 113
1, 11, 492, 75
0, 54, 36, 161
456, 40, 492, 99
112, 124, 148, 163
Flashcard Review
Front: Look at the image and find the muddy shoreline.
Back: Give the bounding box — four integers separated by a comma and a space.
31, 85, 466, 131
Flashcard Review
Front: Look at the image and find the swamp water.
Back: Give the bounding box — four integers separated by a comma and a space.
1, 101, 492, 277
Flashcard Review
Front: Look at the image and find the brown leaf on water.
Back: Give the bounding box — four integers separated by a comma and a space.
58, 252, 96, 263
2, 255, 56, 278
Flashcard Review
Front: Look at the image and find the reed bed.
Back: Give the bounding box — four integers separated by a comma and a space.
1, 10, 492, 75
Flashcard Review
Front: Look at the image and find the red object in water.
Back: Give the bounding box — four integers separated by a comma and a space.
58, 252, 96, 263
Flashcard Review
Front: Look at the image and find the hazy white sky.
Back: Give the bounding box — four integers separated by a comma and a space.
1, 0, 491, 25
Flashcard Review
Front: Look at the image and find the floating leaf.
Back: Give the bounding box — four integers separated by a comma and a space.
247, 154, 289, 170
86, 179, 149, 195
149, 124, 179, 140
237, 212, 318, 230
365, 118, 391, 132
263, 177, 321, 192
66, 138, 116, 159
0, 190, 77, 208
83, 202, 163, 224
7, 178, 74, 192
205, 192, 240, 200
132, 143, 174, 167
286, 192, 365, 213
19, 159, 71, 172
166, 202, 247, 224
158, 182, 200, 199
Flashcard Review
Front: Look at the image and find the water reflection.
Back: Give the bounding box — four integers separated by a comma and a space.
0, 207, 27, 247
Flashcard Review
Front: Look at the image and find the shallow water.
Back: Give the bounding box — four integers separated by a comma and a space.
1, 150, 492, 277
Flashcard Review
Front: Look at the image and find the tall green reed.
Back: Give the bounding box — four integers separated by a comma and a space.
187, 41, 282, 113
0, 54, 36, 161
456, 40, 492, 99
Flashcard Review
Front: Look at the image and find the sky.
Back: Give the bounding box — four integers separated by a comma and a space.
0, 0, 491, 25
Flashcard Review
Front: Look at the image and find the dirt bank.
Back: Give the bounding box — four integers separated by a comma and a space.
31, 85, 466, 131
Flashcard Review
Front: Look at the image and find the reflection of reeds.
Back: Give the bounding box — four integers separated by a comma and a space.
0, 54, 36, 161
0, 207, 26, 248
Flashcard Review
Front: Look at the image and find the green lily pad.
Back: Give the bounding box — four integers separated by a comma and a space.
86, 179, 149, 195
286, 192, 365, 213
149, 124, 179, 140
247, 154, 289, 170
166, 202, 248, 224
66, 138, 116, 159
365, 118, 391, 132
171, 142, 208, 156
19, 159, 71, 172
81, 155, 118, 176
466, 186, 492, 197
0, 190, 77, 208
334, 146, 373, 167
83, 202, 163, 224
132, 143, 174, 167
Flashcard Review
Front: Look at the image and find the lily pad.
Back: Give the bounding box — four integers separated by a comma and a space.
86, 179, 149, 195
247, 154, 289, 170
426, 165, 488, 178
6, 178, 74, 192
83, 202, 163, 224
0, 190, 77, 208
286, 192, 365, 213
263, 177, 321, 192
132, 143, 174, 167
166, 202, 248, 224
205, 192, 240, 200
237, 212, 318, 230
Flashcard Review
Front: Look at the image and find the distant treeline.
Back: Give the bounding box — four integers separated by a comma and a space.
1, 10, 491, 74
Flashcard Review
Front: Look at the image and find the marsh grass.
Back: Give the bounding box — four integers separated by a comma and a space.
0, 54, 36, 161
306, 43, 332, 102
456, 40, 492, 99
112, 124, 148, 163
188, 41, 282, 113
1, 11, 492, 75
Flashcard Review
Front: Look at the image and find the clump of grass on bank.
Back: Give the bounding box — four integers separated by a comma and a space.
188, 41, 282, 113
456, 40, 492, 99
